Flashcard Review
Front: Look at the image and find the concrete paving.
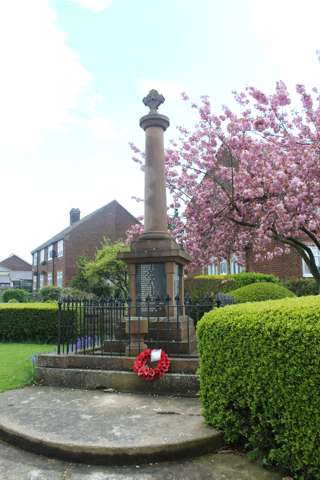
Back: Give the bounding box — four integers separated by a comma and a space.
0, 439, 282, 479
0, 386, 222, 464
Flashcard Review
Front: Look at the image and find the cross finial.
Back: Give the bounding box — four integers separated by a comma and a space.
143, 89, 165, 114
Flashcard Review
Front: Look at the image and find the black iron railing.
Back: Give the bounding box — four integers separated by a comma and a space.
57, 295, 218, 357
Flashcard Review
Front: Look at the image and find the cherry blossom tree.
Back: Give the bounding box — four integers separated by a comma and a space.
129, 81, 320, 291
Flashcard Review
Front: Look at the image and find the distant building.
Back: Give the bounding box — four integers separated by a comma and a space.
31, 200, 138, 291
0, 254, 32, 291
206, 244, 320, 280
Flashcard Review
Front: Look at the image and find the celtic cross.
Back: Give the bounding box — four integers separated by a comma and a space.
143, 89, 165, 114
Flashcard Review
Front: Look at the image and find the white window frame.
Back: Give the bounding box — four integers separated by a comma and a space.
40, 249, 45, 263
39, 274, 44, 288
47, 272, 53, 286
57, 271, 63, 288
33, 252, 38, 266
302, 246, 320, 277
208, 255, 245, 275
57, 240, 64, 258
33, 275, 37, 290
48, 245, 53, 261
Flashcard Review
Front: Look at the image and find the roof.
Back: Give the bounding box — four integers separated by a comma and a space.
32, 200, 138, 253
0, 254, 32, 271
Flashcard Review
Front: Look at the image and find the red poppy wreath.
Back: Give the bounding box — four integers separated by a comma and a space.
132, 348, 170, 381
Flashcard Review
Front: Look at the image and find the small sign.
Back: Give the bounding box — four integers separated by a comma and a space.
151, 349, 162, 362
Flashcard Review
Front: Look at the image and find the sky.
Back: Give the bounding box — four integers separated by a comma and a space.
1, 0, 320, 263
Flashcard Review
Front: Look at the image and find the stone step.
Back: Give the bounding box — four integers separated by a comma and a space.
0, 387, 223, 466
37, 353, 199, 374
34, 366, 200, 397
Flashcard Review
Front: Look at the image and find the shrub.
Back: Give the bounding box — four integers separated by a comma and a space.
282, 278, 318, 296
0, 303, 58, 342
229, 282, 295, 303
185, 272, 280, 306
61, 287, 97, 300
7, 298, 18, 303
195, 272, 279, 288
197, 296, 320, 479
2, 288, 30, 303
39, 286, 62, 302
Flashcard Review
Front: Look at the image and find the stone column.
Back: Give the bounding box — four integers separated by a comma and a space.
140, 90, 170, 235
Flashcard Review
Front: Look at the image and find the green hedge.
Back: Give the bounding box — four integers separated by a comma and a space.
2, 288, 30, 303
185, 272, 279, 302
39, 286, 62, 301
282, 278, 318, 296
230, 282, 295, 303
195, 272, 279, 288
0, 303, 58, 343
197, 296, 320, 479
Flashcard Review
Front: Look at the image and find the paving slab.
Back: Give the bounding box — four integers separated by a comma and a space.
0, 386, 222, 465
0, 439, 282, 479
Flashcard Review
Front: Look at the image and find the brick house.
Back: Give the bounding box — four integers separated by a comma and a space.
31, 200, 138, 291
206, 243, 320, 280
0, 254, 32, 291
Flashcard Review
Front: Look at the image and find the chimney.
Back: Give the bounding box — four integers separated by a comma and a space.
70, 208, 80, 225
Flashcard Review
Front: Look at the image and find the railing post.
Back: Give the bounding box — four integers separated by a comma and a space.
57, 299, 62, 354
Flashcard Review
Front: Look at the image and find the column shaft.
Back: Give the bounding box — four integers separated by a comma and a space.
144, 126, 168, 233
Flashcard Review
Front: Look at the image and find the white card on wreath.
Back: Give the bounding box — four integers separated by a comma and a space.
151, 349, 162, 362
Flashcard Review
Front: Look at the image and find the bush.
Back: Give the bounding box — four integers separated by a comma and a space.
2, 288, 30, 303
39, 286, 62, 302
0, 303, 58, 342
61, 287, 97, 300
197, 296, 320, 479
229, 282, 295, 303
195, 272, 279, 288
7, 298, 18, 303
185, 272, 280, 304
282, 277, 318, 296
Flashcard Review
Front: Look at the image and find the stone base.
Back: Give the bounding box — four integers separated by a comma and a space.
103, 316, 197, 355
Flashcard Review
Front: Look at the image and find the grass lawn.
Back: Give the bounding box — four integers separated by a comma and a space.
0, 343, 55, 392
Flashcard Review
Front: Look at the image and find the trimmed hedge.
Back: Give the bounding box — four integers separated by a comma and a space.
185, 272, 280, 303
197, 296, 320, 479
230, 282, 295, 303
195, 272, 279, 288
0, 303, 58, 342
282, 278, 318, 297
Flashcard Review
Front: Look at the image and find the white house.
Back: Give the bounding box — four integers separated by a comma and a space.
0, 254, 32, 291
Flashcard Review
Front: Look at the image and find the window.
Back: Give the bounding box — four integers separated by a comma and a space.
33, 252, 38, 266
302, 246, 320, 277
33, 276, 37, 291
57, 271, 63, 288
40, 274, 45, 288
40, 249, 45, 263
231, 255, 244, 274
220, 259, 228, 275
207, 262, 218, 275
47, 273, 53, 285
208, 255, 245, 275
48, 245, 53, 261
57, 240, 64, 258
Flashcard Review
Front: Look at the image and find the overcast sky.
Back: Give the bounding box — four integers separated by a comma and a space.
1, 0, 320, 263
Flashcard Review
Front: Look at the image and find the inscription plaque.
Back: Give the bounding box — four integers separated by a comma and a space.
135, 263, 166, 302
